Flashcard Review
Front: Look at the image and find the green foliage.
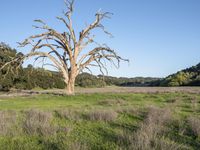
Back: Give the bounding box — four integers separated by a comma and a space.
0, 43, 66, 91
76, 73, 106, 88
98, 75, 161, 87
160, 63, 200, 86
13, 68, 66, 90
0, 42, 22, 91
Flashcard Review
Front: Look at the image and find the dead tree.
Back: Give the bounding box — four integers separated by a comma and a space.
1, 0, 128, 95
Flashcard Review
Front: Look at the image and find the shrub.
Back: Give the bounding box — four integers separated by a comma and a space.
21, 110, 55, 136
146, 106, 172, 125
54, 109, 81, 121
76, 73, 106, 88
0, 111, 17, 136
130, 107, 176, 149
85, 110, 118, 122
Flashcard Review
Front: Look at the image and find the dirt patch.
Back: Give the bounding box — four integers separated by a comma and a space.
76, 87, 200, 94
0, 90, 39, 98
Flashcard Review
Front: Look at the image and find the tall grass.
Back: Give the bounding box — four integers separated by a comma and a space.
117, 107, 189, 150
0, 92, 199, 149
0, 111, 16, 136
85, 109, 118, 122
187, 116, 200, 138
21, 109, 55, 136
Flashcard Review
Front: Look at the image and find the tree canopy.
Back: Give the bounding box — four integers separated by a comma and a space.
160, 63, 200, 86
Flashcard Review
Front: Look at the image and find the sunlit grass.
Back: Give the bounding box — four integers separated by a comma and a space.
0, 92, 199, 149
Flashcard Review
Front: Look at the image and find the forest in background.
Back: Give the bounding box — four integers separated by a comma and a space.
0, 42, 199, 91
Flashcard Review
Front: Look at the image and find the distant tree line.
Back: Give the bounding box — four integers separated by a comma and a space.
98, 75, 161, 87
0, 43, 65, 91
0, 42, 199, 91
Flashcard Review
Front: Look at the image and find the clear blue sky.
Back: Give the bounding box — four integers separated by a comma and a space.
0, 0, 200, 77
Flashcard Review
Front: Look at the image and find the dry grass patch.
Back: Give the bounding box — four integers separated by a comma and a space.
146, 106, 172, 125
0, 111, 17, 136
188, 96, 199, 112
116, 107, 144, 118
22, 109, 56, 136
85, 109, 118, 122
129, 107, 184, 149
187, 116, 200, 138
114, 107, 188, 150
54, 109, 81, 121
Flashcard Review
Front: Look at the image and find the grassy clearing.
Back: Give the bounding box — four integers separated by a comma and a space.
0, 92, 199, 149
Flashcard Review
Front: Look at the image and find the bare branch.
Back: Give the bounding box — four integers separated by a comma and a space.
78, 46, 128, 74
42, 63, 60, 71
56, 16, 70, 30
64, 0, 75, 16
18, 27, 73, 59
78, 11, 113, 46
1, 0, 128, 95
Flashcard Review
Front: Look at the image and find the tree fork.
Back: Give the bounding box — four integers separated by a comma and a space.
1, 0, 128, 95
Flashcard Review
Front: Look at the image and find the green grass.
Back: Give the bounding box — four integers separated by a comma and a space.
0, 93, 189, 110
0, 92, 200, 149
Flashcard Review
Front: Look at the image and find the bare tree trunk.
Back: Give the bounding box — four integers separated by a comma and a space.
65, 65, 77, 95
66, 76, 75, 95
2, 1, 129, 97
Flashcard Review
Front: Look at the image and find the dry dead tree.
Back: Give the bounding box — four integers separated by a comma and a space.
1, 0, 128, 95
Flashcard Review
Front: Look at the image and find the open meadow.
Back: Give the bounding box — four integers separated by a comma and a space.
0, 87, 200, 150
1, 0, 200, 149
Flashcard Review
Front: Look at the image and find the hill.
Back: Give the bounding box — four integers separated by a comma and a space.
160, 63, 200, 86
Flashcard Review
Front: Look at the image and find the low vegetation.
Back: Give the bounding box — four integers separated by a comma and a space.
0, 43, 65, 91
0, 92, 199, 149
160, 63, 200, 86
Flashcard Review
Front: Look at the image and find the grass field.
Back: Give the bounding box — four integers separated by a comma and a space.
0, 89, 200, 149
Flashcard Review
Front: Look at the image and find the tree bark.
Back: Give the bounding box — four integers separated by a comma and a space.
66, 77, 75, 95
5, 1, 128, 97
65, 66, 77, 95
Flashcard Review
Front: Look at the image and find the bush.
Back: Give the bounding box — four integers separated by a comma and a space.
0, 111, 17, 136
130, 107, 177, 150
21, 110, 55, 136
85, 109, 118, 122
76, 73, 106, 88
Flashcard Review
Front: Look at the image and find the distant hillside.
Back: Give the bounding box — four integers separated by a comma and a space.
76, 73, 161, 87
160, 63, 200, 86
97, 75, 161, 87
